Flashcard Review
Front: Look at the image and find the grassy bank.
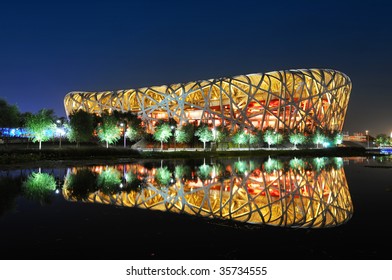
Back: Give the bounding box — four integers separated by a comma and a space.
0, 144, 368, 168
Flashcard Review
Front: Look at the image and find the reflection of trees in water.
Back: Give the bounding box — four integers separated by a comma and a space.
97, 168, 121, 194
64, 169, 98, 199
23, 172, 56, 205
174, 165, 191, 181
155, 167, 172, 186
63, 157, 353, 229
0, 176, 23, 217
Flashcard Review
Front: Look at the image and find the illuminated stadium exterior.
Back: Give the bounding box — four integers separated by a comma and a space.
64, 69, 351, 132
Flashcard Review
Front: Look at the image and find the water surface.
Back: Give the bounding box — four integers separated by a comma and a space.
0, 156, 391, 259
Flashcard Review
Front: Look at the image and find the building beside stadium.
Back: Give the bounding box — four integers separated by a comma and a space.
64, 68, 351, 132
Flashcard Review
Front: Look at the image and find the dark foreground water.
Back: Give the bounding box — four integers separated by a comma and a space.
0, 156, 391, 260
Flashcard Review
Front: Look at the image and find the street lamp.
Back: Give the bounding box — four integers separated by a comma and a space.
120, 123, 126, 148
56, 119, 63, 148
171, 125, 176, 151
365, 130, 369, 148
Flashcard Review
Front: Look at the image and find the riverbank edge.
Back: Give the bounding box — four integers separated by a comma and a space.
0, 146, 372, 169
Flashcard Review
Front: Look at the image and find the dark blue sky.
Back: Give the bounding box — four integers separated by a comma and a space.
0, 0, 391, 135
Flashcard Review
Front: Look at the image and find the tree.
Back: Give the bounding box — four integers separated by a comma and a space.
211, 125, 230, 150
263, 130, 282, 148
113, 110, 143, 143
289, 132, 306, 149
68, 110, 94, 147
375, 134, 389, 147
195, 125, 213, 150
231, 130, 249, 148
334, 133, 344, 146
312, 130, 326, 148
175, 123, 194, 145
153, 122, 172, 150
25, 110, 55, 150
212, 125, 229, 142
0, 98, 20, 128
249, 129, 262, 147
97, 115, 121, 148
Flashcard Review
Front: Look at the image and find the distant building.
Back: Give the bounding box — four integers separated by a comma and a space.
64, 69, 351, 133
343, 132, 367, 142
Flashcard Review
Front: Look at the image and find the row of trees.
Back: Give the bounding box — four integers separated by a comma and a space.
152, 121, 343, 150
1, 97, 344, 150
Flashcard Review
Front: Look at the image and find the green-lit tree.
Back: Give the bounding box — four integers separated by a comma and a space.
212, 125, 230, 144
263, 130, 283, 149
375, 134, 389, 147
125, 126, 142, 142
289, 132, 306, 149
153, 122, 173, 150
68, 110, 94, 147
25, 110, 55, 150
195, 125, 213, 150
231, 130, 249, 149
175, 123, 194, 145
313, 130, 326, 148
334, 133, 344, 146
117, 111, 143, 143
97, 115, 121, 148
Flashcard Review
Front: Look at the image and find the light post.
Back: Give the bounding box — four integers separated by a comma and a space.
56, 119, 63, 148
120, 122, 126, 148
171, 125, 176, 151
365, 130, 369, 148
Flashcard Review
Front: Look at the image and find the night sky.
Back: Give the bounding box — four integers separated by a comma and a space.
0, 0, 391, 135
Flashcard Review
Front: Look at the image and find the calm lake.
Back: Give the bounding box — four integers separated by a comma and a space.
0, 156, 391, 259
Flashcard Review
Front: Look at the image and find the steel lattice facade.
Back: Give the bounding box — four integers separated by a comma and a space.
64, 69, 351, 132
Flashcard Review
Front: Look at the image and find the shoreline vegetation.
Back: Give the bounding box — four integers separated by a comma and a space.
0, 143, 371, 169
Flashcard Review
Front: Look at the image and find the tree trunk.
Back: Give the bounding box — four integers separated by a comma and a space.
203, 141, 206, 150
161, 141, 163, 151
39, 140, 42, 150
106, 141, 109, 148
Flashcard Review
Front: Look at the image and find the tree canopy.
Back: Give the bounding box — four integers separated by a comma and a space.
195, 125, 213, 150
68, 110, 94, 146
231, 130, 249, 148
263, 130, 283, 148
289, 132, 306, 148
25, 110, 55, 149
153, 122, 173, 150
175, 123, 194, 144
0, 98, 20, 127
97, 114, 121, 148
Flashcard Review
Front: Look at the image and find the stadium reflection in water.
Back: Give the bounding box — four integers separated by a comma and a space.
63, 157, 353, 229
